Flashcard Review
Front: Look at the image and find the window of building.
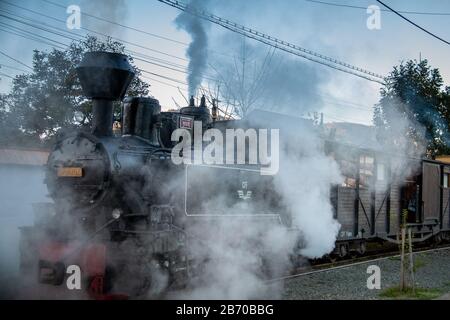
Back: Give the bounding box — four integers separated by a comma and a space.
444, 173, 449, 188
340, 158, 357, 188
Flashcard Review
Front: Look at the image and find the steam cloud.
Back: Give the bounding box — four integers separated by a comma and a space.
374, 97, 427, 182
0, 166, 49, 298
175, 0, 209, 96
165, 0, 341, 299
81, 0, 128, 37
160, 114, 342, 300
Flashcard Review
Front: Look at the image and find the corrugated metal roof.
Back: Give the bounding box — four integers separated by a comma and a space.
0, 148, 49, 166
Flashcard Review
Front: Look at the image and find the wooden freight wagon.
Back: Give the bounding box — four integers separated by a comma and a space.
326, 140, 450, 258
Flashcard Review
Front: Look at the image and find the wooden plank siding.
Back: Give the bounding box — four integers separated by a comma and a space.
443, 188, 450, 229
358, 188, 371, 236
337, 186, 355, 236
336, 180, 402, 238
389, 182, 401, 234
374, 186, 389, 234
422, 162, 441, 221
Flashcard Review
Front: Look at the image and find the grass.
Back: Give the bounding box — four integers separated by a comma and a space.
413, 256, 427, 272
379, 286, 443, 300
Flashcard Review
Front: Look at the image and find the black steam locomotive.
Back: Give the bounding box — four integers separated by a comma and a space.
19, 52, 284, 299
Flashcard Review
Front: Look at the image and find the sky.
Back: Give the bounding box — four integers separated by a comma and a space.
0, 0, 449, 125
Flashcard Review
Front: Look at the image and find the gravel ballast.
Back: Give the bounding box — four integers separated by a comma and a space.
282, 247, 450, 300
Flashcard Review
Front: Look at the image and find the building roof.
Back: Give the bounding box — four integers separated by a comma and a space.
436, 155, 450, 164
0, 148, 49, 166
324, 122, 381, 151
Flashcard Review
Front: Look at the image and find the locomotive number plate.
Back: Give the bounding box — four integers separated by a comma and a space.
179, 116, 193, 129
57, 167, 83, 177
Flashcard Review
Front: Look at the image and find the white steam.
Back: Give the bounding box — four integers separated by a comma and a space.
164, 114, 342, 299
0, 165, 49, 298
167, 0, 342, 299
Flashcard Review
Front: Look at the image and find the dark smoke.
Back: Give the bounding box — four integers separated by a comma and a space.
175, 0, 209, 96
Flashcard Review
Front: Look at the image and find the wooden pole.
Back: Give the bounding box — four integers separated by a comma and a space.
408, 228, 415, 294
400, 227, 406, 290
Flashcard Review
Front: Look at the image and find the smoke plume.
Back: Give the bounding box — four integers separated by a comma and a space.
175, 0, 209, 96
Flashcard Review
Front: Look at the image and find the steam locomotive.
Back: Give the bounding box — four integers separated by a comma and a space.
19, 51, 285, 299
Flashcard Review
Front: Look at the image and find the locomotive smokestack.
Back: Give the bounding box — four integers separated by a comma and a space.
189, 95, 195, 107
76, 51, 135, 137
200, 95, 206, 108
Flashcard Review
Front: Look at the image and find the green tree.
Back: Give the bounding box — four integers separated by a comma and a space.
374, 59, 450, 157
0, 36, 149, 147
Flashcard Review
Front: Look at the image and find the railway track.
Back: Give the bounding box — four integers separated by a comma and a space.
267, 244, 450, 283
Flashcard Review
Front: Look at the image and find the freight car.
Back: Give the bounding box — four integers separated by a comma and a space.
327, 141, 450, 259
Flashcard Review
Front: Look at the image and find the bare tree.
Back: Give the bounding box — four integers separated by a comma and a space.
208, 37, 276, 118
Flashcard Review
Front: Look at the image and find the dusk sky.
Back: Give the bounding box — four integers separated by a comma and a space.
1, 0, 449, 125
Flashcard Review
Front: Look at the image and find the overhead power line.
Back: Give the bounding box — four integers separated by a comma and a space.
0, 17, 191, 88
0, 63, 30, 73
0, 18, 71, 47
0, 48, 32, 70
0, 7, 188, 69
306, 0, 450, 16
157, 0, 385, 84
0, 16, 374, 117
0, 72, 15, 79
41, 0, 189, 47
1, 18, 374, 116
0, 25, 67, 50
2, 0, 188, 62
376, 0, 450, 46
39, 0, 234, 60
0, 7, 222, 82
0, 15, 217, 82
0, 0, 377, 117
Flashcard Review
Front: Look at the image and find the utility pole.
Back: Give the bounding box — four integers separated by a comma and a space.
399, 209, 415, 292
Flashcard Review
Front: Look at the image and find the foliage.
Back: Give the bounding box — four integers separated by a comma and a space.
0, 36, 149, 147
373, 59, 450, 157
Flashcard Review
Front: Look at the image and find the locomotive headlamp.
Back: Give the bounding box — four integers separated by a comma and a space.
112, 208, 123, 220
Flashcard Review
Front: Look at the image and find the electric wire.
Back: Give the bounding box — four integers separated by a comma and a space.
157, 0, 385, 84
376, 0, 450, 46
